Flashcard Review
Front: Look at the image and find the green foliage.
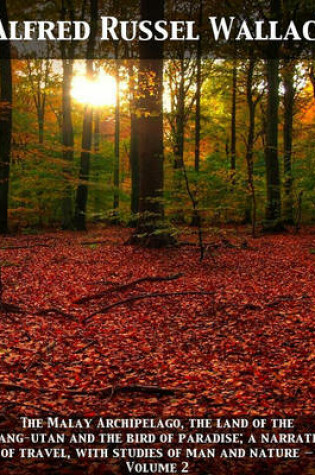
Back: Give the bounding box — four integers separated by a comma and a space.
6, 58, 315, 232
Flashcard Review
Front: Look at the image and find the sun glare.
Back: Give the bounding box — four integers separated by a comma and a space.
71, 72, 117, 107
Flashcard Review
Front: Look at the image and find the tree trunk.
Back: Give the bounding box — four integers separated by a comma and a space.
192, 2, 202, 226
113, 55, 120, 217
130, 111, 139, 215
264, 57, 282, 229
137, 56, 164, 226
38, 108, 45, 144
61, 59, 74, 229
74, 64, 94, 231
61, 0, 75, 230
172, 59, 186, 223
194, 0, 202, 173
128, 62, 139, 216
245, 58, 257, 237
74, 0, 98, 231
174, 60, 185, 170
129, 0, 174, 247
0, 0, 13, 235
94, 109, 100, 153
283, 59, 294, 224
264, 0, 282, 230
231, 58, 237, 174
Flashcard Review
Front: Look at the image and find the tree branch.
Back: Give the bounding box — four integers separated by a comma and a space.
84, 291, 215, 323
75, 273, 183, 304
0, 382, 179, 397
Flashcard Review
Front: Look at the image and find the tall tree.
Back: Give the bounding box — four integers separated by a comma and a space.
94, 109, 100, 152
173, 59, 185, 170
244, 57, 263, 236
230, 57, 237, 175
282, 59, 295, 224
194, 0, 203, 173
264, 0, 282, 230
25, 60, 51, 145
113, 45, 120, 217
61, 57, 75, 229
61, 0, 75, 230
0, 0, 13, 234
129, 61, 139, 215
192, 0, 203, 227
166, 64, 197, 171
74, 0, 98, 230
165, 56, 197, 223
130, 0, 173, 246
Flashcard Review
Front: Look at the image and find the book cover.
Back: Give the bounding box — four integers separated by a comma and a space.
0, 1, 314, 474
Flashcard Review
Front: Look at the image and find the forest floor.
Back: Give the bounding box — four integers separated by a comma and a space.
0, 226, 314, 473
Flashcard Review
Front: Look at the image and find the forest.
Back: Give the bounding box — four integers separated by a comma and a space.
0, 0, 314, 474
1, 1, 315, 236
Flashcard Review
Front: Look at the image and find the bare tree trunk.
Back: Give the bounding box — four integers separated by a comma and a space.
61, 59, 74, 229
245, 58, 257, 237
113, 52, 120, 217
231, 58, 237, 175
60, 0, 76, 229
137, 55, 164, 233
174, 60, 185, 170
128, 62, 139, 215
137, 3, 164, 226
172, 59, 186, 223
129, 0, 174, 247
38, 109, 45, 144
194, 0, 203, 173
94, 109, 100, 153
283, 59, 294, 224
264, 0, 282, 231
265, 56, 282, 229
74, 64, 94, 230
192, 1, 203, 226
191, 8, 203, 228
0, 0, 12, 235
74, 0, 98, 230
130, 113, 139, 215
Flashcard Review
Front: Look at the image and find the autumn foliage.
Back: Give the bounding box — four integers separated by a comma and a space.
1, 227, 314, 415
